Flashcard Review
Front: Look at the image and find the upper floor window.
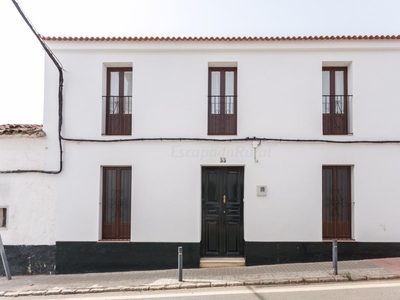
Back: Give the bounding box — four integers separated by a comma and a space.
105, 67, 132, 135
208, 67, 237, 135
322, 67, 352, 135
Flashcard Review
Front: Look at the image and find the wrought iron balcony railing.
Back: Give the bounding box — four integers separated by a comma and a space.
103, 96, 132, 135
208, 95, 238, 135
322, 95, 353, 135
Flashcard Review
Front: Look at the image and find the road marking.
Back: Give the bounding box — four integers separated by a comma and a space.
50, 281, 400, 300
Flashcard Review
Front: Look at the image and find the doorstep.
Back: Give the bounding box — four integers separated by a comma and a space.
200, 257, 245, 268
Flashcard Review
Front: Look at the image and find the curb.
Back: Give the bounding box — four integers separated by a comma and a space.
0, 274, 399, 297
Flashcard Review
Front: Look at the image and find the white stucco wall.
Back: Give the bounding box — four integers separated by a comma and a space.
0, 136, 56, 245
45, 40, 400, 140
51, 141, 400, 243
39, 39, 400, 244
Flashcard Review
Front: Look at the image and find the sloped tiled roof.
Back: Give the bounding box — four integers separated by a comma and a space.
40, 35, 400, 42
0, 124, 46, 137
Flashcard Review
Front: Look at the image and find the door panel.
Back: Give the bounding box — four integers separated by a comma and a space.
226, 221, 240, 253
202, 167, 244, 256
103, 169, 117, 239
205, 220, 219, 254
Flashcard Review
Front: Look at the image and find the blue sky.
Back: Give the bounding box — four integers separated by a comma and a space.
1, 0, 399, 124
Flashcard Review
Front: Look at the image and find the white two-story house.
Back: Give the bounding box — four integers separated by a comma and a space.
1, 34, 400, 274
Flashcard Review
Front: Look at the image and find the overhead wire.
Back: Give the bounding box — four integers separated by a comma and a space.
0, 0, 64, 174
60, 136, 400, 144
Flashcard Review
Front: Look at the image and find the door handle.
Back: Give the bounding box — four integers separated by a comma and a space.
223, 195, 226, 204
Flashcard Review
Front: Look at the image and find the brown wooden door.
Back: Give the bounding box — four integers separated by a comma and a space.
102, 167, 131, 240
322, 166, 351, 239
201, 167, 244, 256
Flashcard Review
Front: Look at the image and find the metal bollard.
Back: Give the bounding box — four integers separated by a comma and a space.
178, 246, 183, 282
332, 239, 338, 275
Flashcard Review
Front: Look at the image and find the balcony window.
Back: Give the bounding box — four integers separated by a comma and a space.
322, 67, 352, 135
104, 67, 132, 135
208, 67, 237, 135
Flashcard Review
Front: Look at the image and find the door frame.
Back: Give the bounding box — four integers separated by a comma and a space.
322, 165, 353, 240
200, 165, 245, 257
101, 166, 132, 241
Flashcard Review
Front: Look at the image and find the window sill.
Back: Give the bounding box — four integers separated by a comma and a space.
98, 239, 131, 243
323, 239, 355, 243
101, 134, 132, 137
322, 133, 353, 136
207, 134, 238, 136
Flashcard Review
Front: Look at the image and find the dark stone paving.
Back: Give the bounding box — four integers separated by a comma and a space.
0, 258, 399, 297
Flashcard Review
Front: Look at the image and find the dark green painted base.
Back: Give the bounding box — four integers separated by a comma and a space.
56, 242, 200, 274
0, 245, 56, 276
245, 242, 400, 266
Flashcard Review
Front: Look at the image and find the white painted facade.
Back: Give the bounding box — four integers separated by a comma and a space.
0, 136, 56, 245
3, 38, 400, 250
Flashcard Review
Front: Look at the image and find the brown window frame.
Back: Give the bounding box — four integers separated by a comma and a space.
0, 208, 6, 228
102, 167, 132, 241
322, 166, 352, 240
322, 67, 350, 135
105, 67, 132, 135
208, 67, 238, 135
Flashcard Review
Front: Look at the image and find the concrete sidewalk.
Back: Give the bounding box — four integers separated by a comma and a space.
0, 258, 399, 297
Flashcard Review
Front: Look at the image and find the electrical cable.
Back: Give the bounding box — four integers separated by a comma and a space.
0, 0, 64, 174
60, 136, 400, 144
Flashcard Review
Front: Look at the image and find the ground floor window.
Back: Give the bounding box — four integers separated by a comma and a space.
322, 166, 352, 240
0, 207, 6, 228
102, 167, 131, 240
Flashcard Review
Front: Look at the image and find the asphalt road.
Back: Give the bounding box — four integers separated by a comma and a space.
14, 280, 400, 300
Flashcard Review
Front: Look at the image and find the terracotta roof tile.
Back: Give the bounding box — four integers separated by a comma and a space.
40, 35, 400, 42
0, 124, 45, 137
